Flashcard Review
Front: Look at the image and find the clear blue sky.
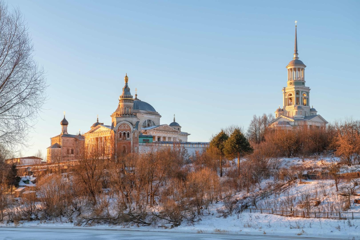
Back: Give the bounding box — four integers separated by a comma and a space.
8, 0, 360, 157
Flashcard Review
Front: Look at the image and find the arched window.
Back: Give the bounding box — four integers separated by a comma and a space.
302, 93, 307, 106
288, 93, 293, 106
127, 132, 130, 138
123, 132, 126, 140
119, 132, 122, 139
142, 119, 155, 128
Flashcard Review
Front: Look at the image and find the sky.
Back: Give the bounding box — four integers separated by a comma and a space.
7, 0, 360, 158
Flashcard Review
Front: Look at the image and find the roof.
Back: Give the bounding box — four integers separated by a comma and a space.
91, 122, 102, 128
287, 59, 306, 68
133, 99, 157, 112
276, 121, 292, 126
60, 117, 68, 125
169, 121, 180, 127
120, 74, 133, 99
18, 156, 43, 160
47, 143, 61, 149
295, 115, 328, 123
142, 125, 159, 130
180, 132, 190, 136
62, 134, 84, 140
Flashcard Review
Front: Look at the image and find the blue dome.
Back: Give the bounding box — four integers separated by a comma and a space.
170, 121, 180, 127
133, 99, 156, 112
92, 122, 101, 128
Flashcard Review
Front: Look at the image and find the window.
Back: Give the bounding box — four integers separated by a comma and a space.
119, 132, 122, 139
71, 149, 74, 154
302, 93, 307, 106
127, 132, 130, 138
287, 93, 293, 106
123, 132, 126, 140
157, 137, 161, 142
142, 119, 155, 128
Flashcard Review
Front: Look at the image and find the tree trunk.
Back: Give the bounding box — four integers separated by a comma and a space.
220, 156, 223, 177
238, 153, 241, 176
335, 178, 339, 192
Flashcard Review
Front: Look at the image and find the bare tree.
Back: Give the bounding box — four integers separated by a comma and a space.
35, 149, 43, 159
247, 114, 274, 144
329, 163, 340, 192
0, 2, 46, 147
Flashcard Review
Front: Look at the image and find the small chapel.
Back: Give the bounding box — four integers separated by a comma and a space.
47, 74, 191, 162
270, 22, 328, 128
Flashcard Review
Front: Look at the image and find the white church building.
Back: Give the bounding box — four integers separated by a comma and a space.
270, 22, 328, 128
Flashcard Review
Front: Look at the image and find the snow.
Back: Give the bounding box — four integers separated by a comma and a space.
3, 156, 360, 239
18, 175, 36, 187
1, 212, 359, 239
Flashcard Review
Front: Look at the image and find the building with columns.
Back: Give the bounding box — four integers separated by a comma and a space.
270, 22, 328, 128
46, 74, 198, 163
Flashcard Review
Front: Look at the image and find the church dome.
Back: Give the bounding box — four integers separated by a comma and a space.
92, 122, 100, 128
61, 117, 68, 126
294, 105, 303, 110
91, 117, 103, 128
133, 99, 157, 112
310, 107, 317, 112
170, 121, 180, 127
287, 59, 306, 68
276, 107, 283, 112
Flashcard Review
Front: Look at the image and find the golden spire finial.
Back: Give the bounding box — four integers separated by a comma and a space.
124, 73, 128, 83
295, 20, 297, 26
63, 111, 66, 117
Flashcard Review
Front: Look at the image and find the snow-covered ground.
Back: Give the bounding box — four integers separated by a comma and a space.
3, 156, 360, 239
0, 227, 349, 240
1, 212, 359, 239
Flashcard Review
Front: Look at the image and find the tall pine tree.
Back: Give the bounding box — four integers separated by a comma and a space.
224, 128, 253, 175
209, 130, 228, 177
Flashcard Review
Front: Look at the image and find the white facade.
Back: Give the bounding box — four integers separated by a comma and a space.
139, 142, 208, 156
270, 22, 328, 128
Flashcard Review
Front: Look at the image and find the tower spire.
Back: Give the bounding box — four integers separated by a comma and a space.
120, 73, 133, 99
294, 20, 299, 60
173, 114, 175, 122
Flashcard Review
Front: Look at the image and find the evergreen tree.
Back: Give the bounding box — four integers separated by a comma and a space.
209, 130, 228, 177
224, 128, 253, 175
6, 164, 20, 194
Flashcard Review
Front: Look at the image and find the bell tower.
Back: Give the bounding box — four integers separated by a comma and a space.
276, 21, 311, 119
111, 74, 138, 126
